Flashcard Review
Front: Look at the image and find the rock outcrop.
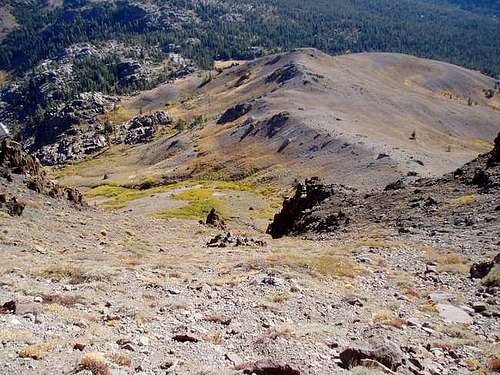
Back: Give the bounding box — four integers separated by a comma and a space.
217, 103, 252, 125
0, 194, 25, 216
205, 208, 226, 230
267, 177, 337, 238
0, 139, 84, 205
339, 341, 404, 371
121, 112, 171, 145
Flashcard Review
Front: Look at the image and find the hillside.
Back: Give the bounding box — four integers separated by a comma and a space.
56, 49, 500, 191
0, 135, 499, 375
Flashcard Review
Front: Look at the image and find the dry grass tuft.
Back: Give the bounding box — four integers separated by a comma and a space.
80, 353, 110, 375
0, 329, 32, 343
38, 265, 103, 284
18, 341, 57, 359
265, 253, 364, 279
42, 293, 85, 307
453, 194, 477, 205
271, 292, 290, 303
107, 353, 132, 367
206, 332, 224, 345
204, 313, 232, 325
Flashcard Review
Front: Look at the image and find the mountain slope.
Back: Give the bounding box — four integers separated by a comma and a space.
81, 49, 500, 191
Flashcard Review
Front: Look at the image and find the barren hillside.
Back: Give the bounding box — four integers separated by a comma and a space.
62, 49, 500, 191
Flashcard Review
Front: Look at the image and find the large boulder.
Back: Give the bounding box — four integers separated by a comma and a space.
339, 341, 404, 371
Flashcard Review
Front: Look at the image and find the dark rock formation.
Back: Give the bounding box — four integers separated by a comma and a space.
0, 194, 25, 216
242, 359, 300, 375
267, 178, 334, 238
121, 111, 171, 145
0, 138, 42, 176
470, 253, 500, 279
264, 112, 289, 138
0, 139, 84, 205
488, 132, 500, 166
266, 64, 302, 84
217, 103, 252, 125
206, 208, 226, 230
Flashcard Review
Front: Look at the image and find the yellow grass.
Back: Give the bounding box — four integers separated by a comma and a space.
18, 341, 58, 359
0, 70, 8, 85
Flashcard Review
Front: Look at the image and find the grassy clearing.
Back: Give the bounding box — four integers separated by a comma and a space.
88, 179, 274, 219
156, 187, 227, 219
427, 251, 469, 274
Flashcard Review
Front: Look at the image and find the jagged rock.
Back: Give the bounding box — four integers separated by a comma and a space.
206, 208, 226, 230
0, 138, 42, 176
339, 341, 404, 371
120, 112, 171, 145
217, 103, 252, 124
267, 177, 334, 238
242, 359, 300, 375
0, 139, 84, 205
0, 194, 25, 216
470, 253, 500, 279
264, 112, 289, 138
206, 232, 266, 247
266, 64, 302, 84
488, 132, 500, 166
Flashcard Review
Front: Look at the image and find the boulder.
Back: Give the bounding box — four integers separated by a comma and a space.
339, 341, 404, 371
206, 208, 226, 230
242, 359, 300, 375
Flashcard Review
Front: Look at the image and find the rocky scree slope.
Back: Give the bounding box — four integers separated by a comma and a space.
0, 135, 499, 374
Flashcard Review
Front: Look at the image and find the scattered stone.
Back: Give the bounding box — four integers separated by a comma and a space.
436, 304, 473, 324
242, 359, 300, 375
207, 232, 266, 247
172, 334, 198, 343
